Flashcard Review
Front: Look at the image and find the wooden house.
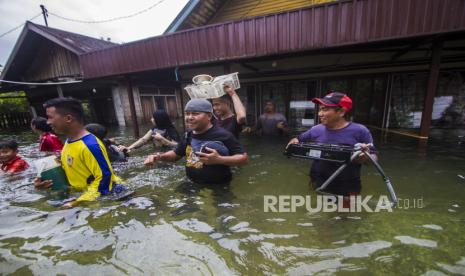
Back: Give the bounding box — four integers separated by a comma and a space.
2, 0, 465, 139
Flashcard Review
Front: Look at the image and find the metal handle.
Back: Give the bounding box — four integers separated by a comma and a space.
363, 151, 398, 205
315, 150, 363, 192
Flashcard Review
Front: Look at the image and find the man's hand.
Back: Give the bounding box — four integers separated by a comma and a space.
196, 147, 221, 165
354, 143, 373, 164
223, 84, 236, 96
276, 121, 286, 129
61, 200, 78, 209
286, 138, 299, 149
117, 145, 131, 153
34, 178, 53, 189
144, 153, 161, 166
242, 127, 252, 133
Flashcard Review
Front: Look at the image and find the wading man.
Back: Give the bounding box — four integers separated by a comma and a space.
287, 92, 377, 197
34, 97, 125, 208
211, 84, 247, 139
243, 100, 287, 136
144, 99, 248, 184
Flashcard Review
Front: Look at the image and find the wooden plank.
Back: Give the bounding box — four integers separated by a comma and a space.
210, 0, 336, 23
125, 77, 140, 138
419, 40, 442, 139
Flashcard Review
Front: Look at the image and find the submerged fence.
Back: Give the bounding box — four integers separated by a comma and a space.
0, 112, 31, 129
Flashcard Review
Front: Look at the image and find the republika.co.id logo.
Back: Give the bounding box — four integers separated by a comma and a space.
263, 195, 424, 213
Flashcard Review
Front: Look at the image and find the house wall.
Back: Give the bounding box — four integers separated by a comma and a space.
209, 0, 335, 23
24, 40, 81, 81
138, 86, 182, 124
111, 86, 126, 126
116, 82, 146, 127
176, 46, 465, 132
389, 71, 465, 129
241, 69, 465, 130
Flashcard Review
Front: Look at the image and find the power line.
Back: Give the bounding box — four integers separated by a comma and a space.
0, 0, 167, 38
0, 13, 42, 39
48, 0, 167, 24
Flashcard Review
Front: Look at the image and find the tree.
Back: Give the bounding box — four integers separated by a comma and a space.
0, 91, 29, 113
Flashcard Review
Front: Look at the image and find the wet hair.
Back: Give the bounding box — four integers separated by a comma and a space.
31, 116, 52, 132
217, 94, 232, 103
0, 140, 18, 151
152, 110, 181, 142
152, 110, 175, 130
85, 123, 108, 140
43, 97, 85, 124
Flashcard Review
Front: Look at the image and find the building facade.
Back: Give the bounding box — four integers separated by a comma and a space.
2, 0, 465, 139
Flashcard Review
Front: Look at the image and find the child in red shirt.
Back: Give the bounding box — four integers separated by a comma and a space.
0, 140, 29, 173
31, 117, 63, 152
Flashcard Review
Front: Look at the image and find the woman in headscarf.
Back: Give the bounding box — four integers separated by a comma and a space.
118, 110, 180, 153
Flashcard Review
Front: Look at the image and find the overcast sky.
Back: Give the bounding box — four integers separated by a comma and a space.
0, 0, 189, 68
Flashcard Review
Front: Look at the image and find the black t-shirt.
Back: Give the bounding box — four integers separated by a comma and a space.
174, 125, 244, 184
213, 115, 243, 139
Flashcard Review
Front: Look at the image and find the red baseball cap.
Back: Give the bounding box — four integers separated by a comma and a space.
312, 92, 352, 112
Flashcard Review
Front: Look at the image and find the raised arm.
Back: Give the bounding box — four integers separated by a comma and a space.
224, 85, 246, 124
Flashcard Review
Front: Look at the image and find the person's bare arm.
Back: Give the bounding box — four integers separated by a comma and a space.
286, 137, 299, 148
224, 85, 246, 125
243, 116, 262, 134
33, 178, 53, 189
277, 121, 288, 134
120, 130, 152, 152
153, 133, 178, 147
144, 150, 181, 166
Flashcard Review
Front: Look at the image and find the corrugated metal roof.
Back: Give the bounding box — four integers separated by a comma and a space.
1, 21, 117, 81
30, 22, 116, 54
81, 0, 465, 79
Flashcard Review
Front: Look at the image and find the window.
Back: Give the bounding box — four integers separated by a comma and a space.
139, 87, 180, 123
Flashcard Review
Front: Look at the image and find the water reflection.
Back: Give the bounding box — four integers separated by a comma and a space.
0, 127, 464, 274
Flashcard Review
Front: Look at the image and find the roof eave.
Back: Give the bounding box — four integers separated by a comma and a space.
1, 21, 84, 81
27, 22, 84, 54
164, 0, 201, 34
0, 23, 30, 80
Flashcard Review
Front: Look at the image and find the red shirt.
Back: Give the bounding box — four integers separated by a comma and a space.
1, 156, 29, 173
39, 132, 63, 152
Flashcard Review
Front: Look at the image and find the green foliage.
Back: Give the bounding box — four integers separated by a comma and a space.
0, 91, 29, 113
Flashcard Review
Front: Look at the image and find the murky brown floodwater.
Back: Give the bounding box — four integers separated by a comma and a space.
1, 126, 464, 275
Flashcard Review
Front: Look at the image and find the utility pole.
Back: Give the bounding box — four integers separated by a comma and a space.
40, 5, 48, 27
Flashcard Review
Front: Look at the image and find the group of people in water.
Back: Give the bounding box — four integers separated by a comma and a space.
0, 84, 376, 209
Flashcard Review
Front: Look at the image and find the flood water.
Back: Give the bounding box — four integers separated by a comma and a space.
1, 126, 465, 275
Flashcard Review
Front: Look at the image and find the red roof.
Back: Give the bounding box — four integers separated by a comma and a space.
80, 0, 465, 79
30, 22, 116, 54
1, 21, 117, 81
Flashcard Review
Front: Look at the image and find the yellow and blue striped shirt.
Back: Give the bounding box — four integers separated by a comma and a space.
61, 133, 120, 202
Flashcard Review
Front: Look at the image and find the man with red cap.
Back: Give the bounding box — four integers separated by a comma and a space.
287, 91, 377, 197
